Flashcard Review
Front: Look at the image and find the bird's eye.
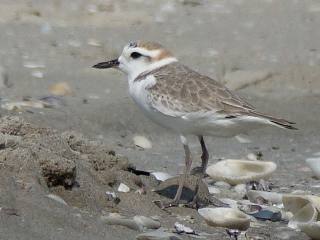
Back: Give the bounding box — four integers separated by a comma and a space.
130, 52, 142, 59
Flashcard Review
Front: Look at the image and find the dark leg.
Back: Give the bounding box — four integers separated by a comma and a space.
189, 136, 209, 207
154, 135, 192, 209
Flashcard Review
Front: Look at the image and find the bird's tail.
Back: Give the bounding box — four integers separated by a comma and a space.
248, 111, 298, 130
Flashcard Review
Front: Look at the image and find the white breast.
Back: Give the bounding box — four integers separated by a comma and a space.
128, 74, 156, 111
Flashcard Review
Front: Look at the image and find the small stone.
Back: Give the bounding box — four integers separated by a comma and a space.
133, 135, 152, 149
174, 222, 195, 234
118, 183, 130, 192
31, 70, 44, 78
208, 186, 221, 194
151, 172, 174, 181
23, 62, 45, 69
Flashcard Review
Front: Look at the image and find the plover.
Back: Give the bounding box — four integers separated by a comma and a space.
93, 41, 296, 208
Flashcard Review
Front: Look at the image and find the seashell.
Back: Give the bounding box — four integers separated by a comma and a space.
118, 183, 130, 193
299, 221, 320, 240
198, 207, 250, 231
206, 160, 276, 185
174, 222, 195, 234
247, 190, 283, 204
49, 82, 72, 96
305, 157, 320, 179
151, 171, 174, 181
282, 195, 320, 230
133, 135, 152, 149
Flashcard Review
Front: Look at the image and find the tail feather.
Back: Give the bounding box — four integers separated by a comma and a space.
248, 111, 298, 130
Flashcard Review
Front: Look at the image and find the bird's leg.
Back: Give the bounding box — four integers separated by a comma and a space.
154, 135, 192, 209
188, 136, 208, 208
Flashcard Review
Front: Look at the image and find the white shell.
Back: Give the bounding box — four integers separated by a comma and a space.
283, 195, 320, 231
247, 190, 283, 204
305, 157, 320, 179
198, 207, 251, 231
46, 194, 68, 206
133, 135, 152, 149
151, 171, 174, 181
118, 183, 130, 192
133, 216, 161, 230
206, 160, 277, 185
299, 222, 320, 240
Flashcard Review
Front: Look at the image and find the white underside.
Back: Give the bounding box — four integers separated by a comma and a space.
128, 74, 274, 138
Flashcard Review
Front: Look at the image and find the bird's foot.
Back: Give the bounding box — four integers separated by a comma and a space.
153, 200, 179, 209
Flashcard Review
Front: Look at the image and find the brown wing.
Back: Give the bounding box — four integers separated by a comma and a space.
147, 63, 296, 129
148, 63, 253, 115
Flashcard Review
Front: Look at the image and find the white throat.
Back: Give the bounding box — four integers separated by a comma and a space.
128, 57, 178, 82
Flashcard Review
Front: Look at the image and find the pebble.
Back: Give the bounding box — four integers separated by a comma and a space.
31, 70, 44, 79
151, 172, 174, 181
23, 62, 45, 69
305, 157, 320, 179
208, 186, 221, 194
133, 135, 152, 149
118, 183, 130, 193
174, 222, 195, 234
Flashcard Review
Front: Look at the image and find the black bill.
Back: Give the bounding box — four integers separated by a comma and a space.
92, 59, 119, 69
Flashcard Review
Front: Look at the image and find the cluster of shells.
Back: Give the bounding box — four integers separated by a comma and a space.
197, 159, 320, 239
105, 157, 320, 239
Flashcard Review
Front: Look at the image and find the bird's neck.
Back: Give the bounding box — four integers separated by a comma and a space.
128, 57, 178, 83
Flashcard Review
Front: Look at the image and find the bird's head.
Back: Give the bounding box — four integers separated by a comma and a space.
93, 41, 178, 79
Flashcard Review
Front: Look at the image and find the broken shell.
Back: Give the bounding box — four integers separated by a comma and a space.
198, 207, 250, 231
247, 190, 283, 204
283, 195, 320, 230
206, 160, 277, 185
133, 135, 152, 149
118, 183, 130, 192
174, 222, 195, 234
151, 171, 174, 181
305, 157, 320, 179
299, 222, 320, 240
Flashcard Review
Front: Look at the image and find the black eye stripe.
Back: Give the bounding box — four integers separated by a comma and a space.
130, 52, 143, 59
